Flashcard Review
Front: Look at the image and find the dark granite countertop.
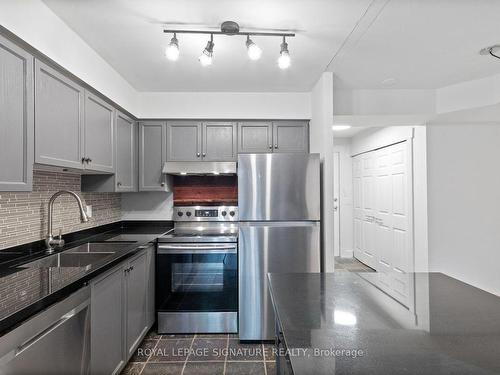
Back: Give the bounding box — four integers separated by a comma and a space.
268, 272, 500, 375
0, 221, 173, 336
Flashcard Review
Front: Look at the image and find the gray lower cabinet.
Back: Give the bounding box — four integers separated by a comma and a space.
91, 264, 126, 375
167, 121, 202, 161
115, 111, 137, 192
91, 247, 155, 375
84, 91, 115, 172
272, 121, 309, 153
0, 35, 34, 191
125, 250, 149, 357
202, 122, 237, 161
139, 121, 169, 191
145, 245, 156, 328
238, 122, 273, 153
35, 59, 85, 169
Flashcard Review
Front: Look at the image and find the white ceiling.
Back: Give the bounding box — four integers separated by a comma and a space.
42, 0, 373, 92
328, 0, 500, 90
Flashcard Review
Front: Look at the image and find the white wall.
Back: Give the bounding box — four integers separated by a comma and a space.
333, 138, 354, 258
333, 89, 436, 116
427, 124, 500, 296
138, 92, 311, 119
0, 0, 139, 114
121, 192, 173, 221
310, 72, 334, 271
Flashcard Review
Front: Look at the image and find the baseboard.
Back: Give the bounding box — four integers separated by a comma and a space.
341, 249, 354, 258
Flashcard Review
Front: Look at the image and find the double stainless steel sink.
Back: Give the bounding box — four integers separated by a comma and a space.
22, 242, 136, 268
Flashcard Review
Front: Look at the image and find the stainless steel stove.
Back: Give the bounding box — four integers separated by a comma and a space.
156, 206, 238, 334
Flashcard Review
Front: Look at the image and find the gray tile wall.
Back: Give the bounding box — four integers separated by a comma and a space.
0, 170, 121, 250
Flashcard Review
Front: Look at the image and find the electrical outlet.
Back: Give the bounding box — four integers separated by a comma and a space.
86, 205, 93, 218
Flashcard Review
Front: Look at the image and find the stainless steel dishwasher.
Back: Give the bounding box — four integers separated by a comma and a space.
0, 286, 91, 375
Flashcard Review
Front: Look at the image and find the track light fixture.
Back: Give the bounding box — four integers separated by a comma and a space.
278, 36, 291, 69
165, 32, 179, 61
246, 36, 262, 61
199, 34, 214, 66
163, 21, 295, 67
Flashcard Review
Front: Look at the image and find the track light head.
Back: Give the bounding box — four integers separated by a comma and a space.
165, 33, 180, 61
278, 37, 291, 69
246, 36, 262, 61
199, 35, 214, 66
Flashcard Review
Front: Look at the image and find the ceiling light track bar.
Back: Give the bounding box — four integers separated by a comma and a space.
163, 29, 295, 38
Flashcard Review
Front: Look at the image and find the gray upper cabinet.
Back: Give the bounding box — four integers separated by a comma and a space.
35, 59, 85, 169
0, 35, 34, 191
202, 122, 237, 161
238, 122, 273, 153
139, 121, 168, 191
272, 121, 309, 153
84, 91, 114, 173
125, 251, 148, 357
91, 264, 126, 375
115, 111, 137, 192
167, 121, 202, 161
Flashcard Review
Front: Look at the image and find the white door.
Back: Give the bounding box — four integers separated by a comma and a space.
361, 152, 378, 269
353, 157, 363, 262
333, 152, 340, 257
353, 141, 413, 308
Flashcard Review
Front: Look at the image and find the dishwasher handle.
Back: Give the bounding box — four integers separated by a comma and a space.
15, 299, 88, 357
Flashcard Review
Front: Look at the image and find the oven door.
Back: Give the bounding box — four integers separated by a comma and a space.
156, 243, 238, 333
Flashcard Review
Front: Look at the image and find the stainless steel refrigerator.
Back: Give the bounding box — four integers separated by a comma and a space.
238, 153, 321, 341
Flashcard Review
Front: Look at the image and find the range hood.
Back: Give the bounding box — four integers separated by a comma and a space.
162, 161, 237, 176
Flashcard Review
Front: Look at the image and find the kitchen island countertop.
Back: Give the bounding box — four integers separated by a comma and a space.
268, 272, 500, 375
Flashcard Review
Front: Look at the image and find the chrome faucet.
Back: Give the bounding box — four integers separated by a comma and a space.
45, 190, 89, 253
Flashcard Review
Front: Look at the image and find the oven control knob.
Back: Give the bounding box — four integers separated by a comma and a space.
229, 211, 235, 217
221, 211, 227, 217
186, 211, 192, 217
177, 211, 183, 217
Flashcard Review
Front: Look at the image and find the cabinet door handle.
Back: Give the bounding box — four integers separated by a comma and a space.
269, 145, 272, 149
81, 157, 86, 164
196, 152, 200, 157
117, 182, 122, 187
160, 182, 165, 187
274, 144, 278, 149
88, 158, 92, 163
202, 152, 206, 157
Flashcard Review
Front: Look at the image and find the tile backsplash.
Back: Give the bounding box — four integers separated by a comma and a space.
0, 170, 121, 250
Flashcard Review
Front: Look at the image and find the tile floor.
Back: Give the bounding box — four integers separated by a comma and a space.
122, 258, 371, 375
121, 331, 276, 375
334, 256, 375, 272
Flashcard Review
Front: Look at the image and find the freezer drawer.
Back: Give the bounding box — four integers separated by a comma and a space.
238, 153, 320, 221
238, 222, 320, 341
